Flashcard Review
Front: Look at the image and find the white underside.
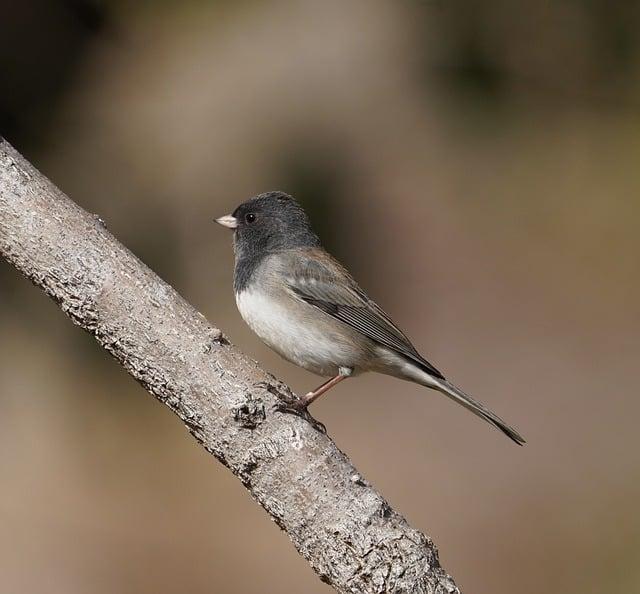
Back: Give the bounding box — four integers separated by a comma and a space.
375, 347, 443, 389
236, 288, 362, 376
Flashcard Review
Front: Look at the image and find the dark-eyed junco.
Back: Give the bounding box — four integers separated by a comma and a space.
216, 191, 525, 445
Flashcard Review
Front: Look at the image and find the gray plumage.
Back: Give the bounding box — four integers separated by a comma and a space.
217, 191, 525, 445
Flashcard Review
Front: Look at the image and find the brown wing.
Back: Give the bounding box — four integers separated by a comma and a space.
283, 249, 444, 380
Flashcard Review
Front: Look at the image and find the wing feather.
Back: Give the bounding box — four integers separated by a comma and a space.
284, 250, 444, 379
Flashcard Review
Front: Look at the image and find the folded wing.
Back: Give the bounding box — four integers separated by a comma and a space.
284, 250, 444, 380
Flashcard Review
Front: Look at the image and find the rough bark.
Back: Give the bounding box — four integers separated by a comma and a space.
0, 138, 460, 594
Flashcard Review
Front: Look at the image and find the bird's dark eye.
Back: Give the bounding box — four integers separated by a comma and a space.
245, 213, 256, 224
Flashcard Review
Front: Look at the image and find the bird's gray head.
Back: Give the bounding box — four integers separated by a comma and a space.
216, 191, 320, 261
216, 191, 321, 291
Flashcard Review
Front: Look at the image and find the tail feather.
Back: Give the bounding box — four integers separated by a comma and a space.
433, 378, 526, 446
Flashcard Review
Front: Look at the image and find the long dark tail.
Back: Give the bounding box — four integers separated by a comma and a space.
392, 354, 525, 444
430, 377, 525, 445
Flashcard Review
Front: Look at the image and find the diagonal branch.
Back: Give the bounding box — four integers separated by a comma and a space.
0, 138, 460, 594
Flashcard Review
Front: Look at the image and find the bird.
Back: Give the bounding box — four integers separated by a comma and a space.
216, 191, 525, 445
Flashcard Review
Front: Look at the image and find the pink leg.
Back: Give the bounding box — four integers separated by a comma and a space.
302, 373, 349, 407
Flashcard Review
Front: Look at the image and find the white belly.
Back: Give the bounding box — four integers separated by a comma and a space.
236, 288, 359, 376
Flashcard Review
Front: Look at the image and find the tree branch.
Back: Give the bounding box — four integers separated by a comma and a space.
0, 138, 460, 594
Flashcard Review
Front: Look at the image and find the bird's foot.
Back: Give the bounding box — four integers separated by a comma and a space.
256, 380, 326, 434
272, 398, 327, 434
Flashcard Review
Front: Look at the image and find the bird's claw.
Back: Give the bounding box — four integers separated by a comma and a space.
254, 380, 327, 434
273, 400, 327, 434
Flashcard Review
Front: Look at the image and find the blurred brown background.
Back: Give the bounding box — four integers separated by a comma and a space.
1, 1, 639, 593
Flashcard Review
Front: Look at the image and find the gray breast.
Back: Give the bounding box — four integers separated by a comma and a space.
235, 256, 374, 376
